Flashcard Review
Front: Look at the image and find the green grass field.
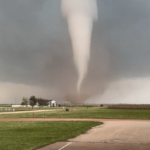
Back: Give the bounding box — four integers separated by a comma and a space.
0, 121, 101, 150
0, 105, 12, 107
1, 107, 150, 119
0, 107, 62, 112
14, 107, 62, 111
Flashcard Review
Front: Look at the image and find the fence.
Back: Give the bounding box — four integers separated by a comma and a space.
0, 107, 15, 112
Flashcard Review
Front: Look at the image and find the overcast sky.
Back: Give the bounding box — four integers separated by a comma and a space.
1, 0, 150, 104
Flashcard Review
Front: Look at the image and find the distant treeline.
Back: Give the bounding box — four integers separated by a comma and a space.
57, 103, 150, 109
108, 104, 150, 109
57, 103, 105, 107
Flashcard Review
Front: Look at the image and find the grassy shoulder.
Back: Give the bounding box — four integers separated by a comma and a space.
0, 121, 101, 150
1, 107, 150, 119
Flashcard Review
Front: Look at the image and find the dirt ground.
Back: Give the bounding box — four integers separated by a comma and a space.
1, 118, 150, 122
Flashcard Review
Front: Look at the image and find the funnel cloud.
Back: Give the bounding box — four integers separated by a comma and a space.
61, 0, 98, 93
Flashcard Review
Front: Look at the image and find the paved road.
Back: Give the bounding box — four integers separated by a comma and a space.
36, 119, 150, 150
69, 120, 150, 144
37, 142, 150, 150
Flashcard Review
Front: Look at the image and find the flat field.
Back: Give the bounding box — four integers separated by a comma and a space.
0, 121, 100, 150
14, 107, 62, 111
1, 107, 150, 119
0, 105, 12, 107
0, 107, 62, 112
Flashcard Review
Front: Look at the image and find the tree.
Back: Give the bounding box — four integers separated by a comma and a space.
37, 98, 49, 107
21, 101, 25, 106
22, 97, 28, 107
29, 96, 37, 109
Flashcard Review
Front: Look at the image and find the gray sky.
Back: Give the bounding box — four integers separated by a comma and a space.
1, 0, 150, 104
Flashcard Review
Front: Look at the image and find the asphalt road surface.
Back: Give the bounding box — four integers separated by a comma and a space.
35, 119, 150, 150
37, 142, 150, 150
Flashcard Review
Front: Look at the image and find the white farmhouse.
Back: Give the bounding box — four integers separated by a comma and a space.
49, 100, 57, 107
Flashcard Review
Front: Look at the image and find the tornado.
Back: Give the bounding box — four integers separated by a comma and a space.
61, 0, 98, 93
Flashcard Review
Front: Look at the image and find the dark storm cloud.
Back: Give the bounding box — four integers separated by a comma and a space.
1, 0, 150, 103
0, 0, 47, 83
95, 0, 150, 78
